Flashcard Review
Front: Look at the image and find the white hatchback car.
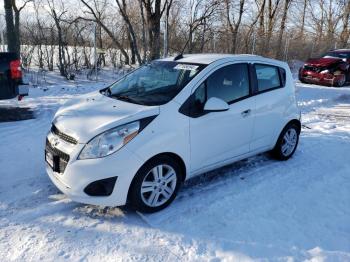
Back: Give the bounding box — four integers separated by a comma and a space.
46, 54, 301, 212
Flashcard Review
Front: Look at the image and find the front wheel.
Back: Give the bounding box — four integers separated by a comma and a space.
129, 156, 182, 213
272, 123, 300, 160
334, 73, 346, 87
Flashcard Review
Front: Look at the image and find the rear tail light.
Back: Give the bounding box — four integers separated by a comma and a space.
10, 59, 22, 79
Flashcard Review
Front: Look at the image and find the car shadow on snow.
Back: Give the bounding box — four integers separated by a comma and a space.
0, 106, 36, 122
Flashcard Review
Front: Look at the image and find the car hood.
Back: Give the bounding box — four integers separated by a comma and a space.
305, 57, 342, 67
53, 91, 159, 143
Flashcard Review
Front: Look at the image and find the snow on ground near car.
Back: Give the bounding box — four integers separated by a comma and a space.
0, 71, 349, 261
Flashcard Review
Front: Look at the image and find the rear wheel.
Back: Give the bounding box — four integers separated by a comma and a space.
129, 156, 182, 213
272, 123, 300, 160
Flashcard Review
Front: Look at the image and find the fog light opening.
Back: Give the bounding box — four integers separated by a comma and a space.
84, 177, 117, 196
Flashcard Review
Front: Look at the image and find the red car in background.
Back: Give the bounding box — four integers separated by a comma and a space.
299, 49, 350, 87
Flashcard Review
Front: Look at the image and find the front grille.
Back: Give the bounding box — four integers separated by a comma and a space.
51, 124, 78, 145
304, 65, 321, 73
45, 139, 70, 173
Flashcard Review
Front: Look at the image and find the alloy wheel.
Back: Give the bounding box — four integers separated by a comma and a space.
140, 164, 177, 207
281, 128, 298, 157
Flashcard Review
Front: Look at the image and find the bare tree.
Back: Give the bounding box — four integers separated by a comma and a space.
225, 0, 245, 54
264, 0, 281, 55
46, 0, 69, 77
12, 0, 32, 56
339, 0, 350, 48
138, 0, 148, 61
80, 0, 131, 64
299, 0, 308, 39
4, 0, 17, 54
183, 0, 219, 53
8, 0, 350, 71
116, 0, 142, 64
276, 0, 293, 59
141, 0, 173, 59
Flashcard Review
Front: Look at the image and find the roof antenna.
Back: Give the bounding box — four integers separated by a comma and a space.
174, 53, 183, 61
174, 39, 190, 61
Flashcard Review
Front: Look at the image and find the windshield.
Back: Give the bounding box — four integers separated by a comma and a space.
105, 61, 205, 106
324, 51, 350, 59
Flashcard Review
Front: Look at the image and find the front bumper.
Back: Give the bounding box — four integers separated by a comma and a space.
299, 70, 344, 86
45, 132, 144, 207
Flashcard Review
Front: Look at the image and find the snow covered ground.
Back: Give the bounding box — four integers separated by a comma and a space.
0, 71, 349, 261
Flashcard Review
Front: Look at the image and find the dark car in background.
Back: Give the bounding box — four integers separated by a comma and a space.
0, 52, 28, 100
299, 49, 350, 87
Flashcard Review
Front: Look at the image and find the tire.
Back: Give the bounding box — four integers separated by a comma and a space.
334, 73, 346, 87
299, 77, 306, 84
272, 123, 300, 161
128, 155, 183, 213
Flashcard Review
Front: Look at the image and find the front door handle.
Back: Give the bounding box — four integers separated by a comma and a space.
241, 109, 251, 117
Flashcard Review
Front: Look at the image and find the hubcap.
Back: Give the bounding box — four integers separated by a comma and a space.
140, 164, 177, 207
281, 128, 298, 157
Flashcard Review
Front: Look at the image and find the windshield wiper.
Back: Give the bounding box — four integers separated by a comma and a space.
112, 95, 142, 105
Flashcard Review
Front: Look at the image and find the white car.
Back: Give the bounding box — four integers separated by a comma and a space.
46, 54, 301, 213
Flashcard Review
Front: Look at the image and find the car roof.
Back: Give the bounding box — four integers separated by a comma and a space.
328, 49, 350, 53
158, 53, 282, 65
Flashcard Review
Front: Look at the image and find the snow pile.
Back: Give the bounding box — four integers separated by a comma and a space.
0, 71, 349, 261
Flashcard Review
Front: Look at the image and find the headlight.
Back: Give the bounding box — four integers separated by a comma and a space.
78, 121, 140, 159
320, 69, 329, 74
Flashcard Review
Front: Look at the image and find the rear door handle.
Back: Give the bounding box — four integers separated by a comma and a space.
241, 109, 251, 117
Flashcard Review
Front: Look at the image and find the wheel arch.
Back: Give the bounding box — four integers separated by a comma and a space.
127, 152, 187, 202
287, 119, 301, 134
274, 118, 301, 147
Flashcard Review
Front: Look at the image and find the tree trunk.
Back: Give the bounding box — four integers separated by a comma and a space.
142, 0, 163, 60
13, 9, 21, 56
116, 0, 142, 64
276, 0, 291, 59
127, 31, 136, 64
299, 0, 307, 39
258, 0, 266, 54
52, 9, 66, 77
4, 0, 18, 55
80, 0, 130, 65
139, 0, 147, 62
225, 0, 245, 54
264, 0, 280, 55
339, 1, 350, 48
149, 15, 161, 59
188, 25, 193, 53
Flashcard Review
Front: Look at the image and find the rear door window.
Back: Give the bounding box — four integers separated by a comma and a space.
255, 64, 282, 92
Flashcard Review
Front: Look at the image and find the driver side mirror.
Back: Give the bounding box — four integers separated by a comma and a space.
204, 97, 229, 112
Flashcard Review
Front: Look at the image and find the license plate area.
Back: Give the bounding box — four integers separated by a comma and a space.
45, 139, 70, 174
45, 150, 63, 173
46, 151, 54, 169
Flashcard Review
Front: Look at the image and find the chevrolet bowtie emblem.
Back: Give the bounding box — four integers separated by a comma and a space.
50, 137, 60, 147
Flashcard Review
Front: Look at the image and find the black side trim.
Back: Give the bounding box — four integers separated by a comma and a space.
249, 63, 259, 94
84, 177, 118, 196
139, 115, 157, 131
51, 124, 78, 145
279, 67, 287, 86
